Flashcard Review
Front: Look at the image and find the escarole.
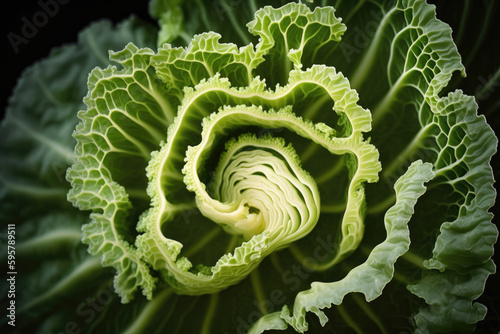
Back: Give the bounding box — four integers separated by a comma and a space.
2, 0, 497, 333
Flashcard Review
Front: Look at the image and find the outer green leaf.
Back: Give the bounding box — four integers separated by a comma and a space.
148, 0, 186, 46
0, 18, 157, 222
254, 161, 434, 333
408, 260, 496, 333
66, 42, 176, 302
424, 91, 497, 271
404, 91, 498, 332
0, 212, 111, 331
1, 16, 158, 331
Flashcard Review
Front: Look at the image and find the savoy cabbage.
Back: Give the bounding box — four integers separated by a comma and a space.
1, 0, 499, 333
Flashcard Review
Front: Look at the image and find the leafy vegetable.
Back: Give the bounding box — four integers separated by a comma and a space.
1, 0, 498, 333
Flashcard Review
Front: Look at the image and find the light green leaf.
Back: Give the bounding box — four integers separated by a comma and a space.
153, 32, 258, 91
259, 161, 434, 333
249, 3, 346, 86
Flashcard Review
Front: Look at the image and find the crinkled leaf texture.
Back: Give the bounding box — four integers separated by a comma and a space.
0, 16, 157, 332
65, 1, 497, 332
251, 160, 435, 333
67, 1, 381, 301
0, 18, 156, 222
2, 0, 497, 333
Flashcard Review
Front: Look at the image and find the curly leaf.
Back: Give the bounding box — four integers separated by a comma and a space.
66, 42, 177, 302
254, 161, 435, 333
68, 3, 381, 301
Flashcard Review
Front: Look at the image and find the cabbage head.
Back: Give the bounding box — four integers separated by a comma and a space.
1, 1, 498, 333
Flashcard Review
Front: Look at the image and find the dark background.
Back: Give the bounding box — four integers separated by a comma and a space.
1, 0, 154, 117
2, 0, 499, 333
